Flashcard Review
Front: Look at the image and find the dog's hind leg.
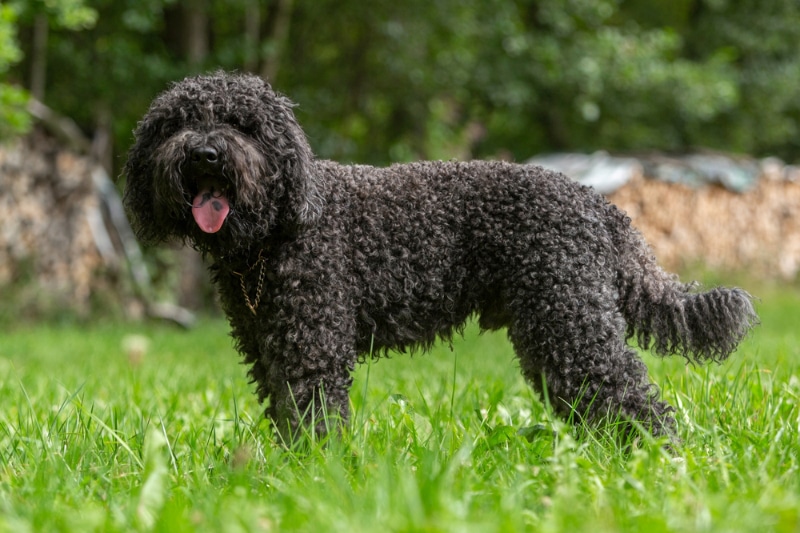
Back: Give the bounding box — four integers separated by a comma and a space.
507, 285, 676, 439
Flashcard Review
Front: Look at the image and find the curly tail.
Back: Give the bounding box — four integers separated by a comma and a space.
616, 231, 758, 363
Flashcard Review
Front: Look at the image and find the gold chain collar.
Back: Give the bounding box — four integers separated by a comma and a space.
231, 250, 268, 315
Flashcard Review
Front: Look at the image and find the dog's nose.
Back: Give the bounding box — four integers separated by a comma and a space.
190, 146, 219, 167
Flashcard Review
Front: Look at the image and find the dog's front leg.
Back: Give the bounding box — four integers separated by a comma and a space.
264, 315, 358, 442
267, 362, 354, 442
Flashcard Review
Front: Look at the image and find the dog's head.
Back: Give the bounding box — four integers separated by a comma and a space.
122, 71, 322, 253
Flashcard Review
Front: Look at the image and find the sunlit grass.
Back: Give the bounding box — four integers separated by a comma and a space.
0, 281, 798, 532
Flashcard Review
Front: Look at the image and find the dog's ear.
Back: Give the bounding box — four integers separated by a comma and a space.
121, 112, 169, 245
254, 81, 323, 229
280, 113, 323, 228
122, 85, 197, 246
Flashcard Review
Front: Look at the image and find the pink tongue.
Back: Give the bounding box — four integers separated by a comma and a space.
192, 188, 230, 233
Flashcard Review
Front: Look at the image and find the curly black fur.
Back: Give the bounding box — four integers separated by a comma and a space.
123, 71, 758, 440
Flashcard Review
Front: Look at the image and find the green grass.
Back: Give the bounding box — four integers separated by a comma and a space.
1, 282, 798, 532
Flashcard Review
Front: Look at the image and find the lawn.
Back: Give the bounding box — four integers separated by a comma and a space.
0, 280, 798, 532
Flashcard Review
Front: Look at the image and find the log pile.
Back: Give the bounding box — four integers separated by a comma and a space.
608, 166, 800, 279
0, 131, 111, 314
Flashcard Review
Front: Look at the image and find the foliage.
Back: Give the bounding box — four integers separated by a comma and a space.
12, 0, 98, 30
2, 0, 800, 167
0, 0, 98, 138
684, 0, 800, 158
41, 0, 183, 156
0, 4, 30, 138
0, 281, 798, 532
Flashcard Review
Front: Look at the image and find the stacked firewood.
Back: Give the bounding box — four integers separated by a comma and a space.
608, 166, 800, 279
0, 131, 108, 314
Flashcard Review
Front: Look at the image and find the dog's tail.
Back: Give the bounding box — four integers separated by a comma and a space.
614, 223, 757, 363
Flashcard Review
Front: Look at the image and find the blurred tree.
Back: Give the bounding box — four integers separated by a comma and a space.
683, 0, 800, 160
12, 0, 97, 100
0, 4, 31, 138
464, 0, 741, 157
282, 0, 488, 163
22, 0, 185, 170
1, 0, 99, 139
4, 0, 800, 167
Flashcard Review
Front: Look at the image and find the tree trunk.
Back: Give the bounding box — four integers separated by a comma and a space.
164, 0, 210, 65
30, 13, 48, 100
243, 1, 261, 72
261, 0, 295, 82
183, 0, 209, 65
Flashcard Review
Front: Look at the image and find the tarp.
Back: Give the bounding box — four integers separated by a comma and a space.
527, 151, 641, 194
528, 151, 762, 194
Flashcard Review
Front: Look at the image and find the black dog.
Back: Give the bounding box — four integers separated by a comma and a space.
123, 71, 757, 439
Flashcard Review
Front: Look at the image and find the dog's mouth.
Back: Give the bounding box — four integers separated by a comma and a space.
191, 177, 231, 233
